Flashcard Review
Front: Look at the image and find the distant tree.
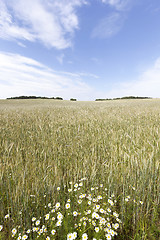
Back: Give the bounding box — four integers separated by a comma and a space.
70, 98, 77, 101
55, 97, 63, 100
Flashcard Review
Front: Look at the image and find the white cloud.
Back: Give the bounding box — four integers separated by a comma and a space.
57, 54, 65, 65
92, 12, 125, 38
0, 52, 94, 100
0, 0, 86, 49
91, 57, 100, 64
105, 58, 160, 98
17, 42, 26, 48
101, 0, 133, 11
93, 0, 135, 39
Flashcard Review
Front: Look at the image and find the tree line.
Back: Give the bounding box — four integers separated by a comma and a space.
7, 96, 63, 100
6, 96, 78, 101
95, 96, 152, 101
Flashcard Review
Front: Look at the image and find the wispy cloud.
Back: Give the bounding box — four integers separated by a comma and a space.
93, 0, 134, 39
101, 0, 133, 11
92, 12, 125, 38
17, 42, 26, 48
91, 57, 100, 64
0, 0, 87, 49
105, 58, 160, 98
57, 54, 65, 65
0, 52, 95, 100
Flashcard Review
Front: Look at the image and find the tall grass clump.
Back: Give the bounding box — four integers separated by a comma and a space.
0, 99, 160, 239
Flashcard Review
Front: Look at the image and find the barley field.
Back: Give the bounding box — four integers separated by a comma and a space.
0, 99, 160, 240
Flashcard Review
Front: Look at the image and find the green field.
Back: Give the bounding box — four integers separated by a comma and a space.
0, 99, 160, 240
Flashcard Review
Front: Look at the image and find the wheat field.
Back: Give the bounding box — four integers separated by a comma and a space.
0, 99, 160, 240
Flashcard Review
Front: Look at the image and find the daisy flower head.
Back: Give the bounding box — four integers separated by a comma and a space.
73, 211, 78, 216
51, 229, 56, 235
95, 213, 100, 219
95, 227, 99, 232
32, 217, 36, 222
56, 220, 62, 226
96, 205, 100, 210
107, 208, 111, 213
36, 220, 40, 226
87, 210, 91, 214
22, 235, 28, 240
82, 233, 88, 240
57, 187, 60, 191
65, 203, 70, 209
57, 212, 63, 220
107, 223, 111, 229
83, 221, 87, 226
100, 208, 104, 213
106, 234, 112, 239
0, 225, 3, 231
55, 202, 60, 209
110, 230, 116, 236
46, 236, 50, 240
78, 199, 82, 204
73, 232, 77, 239
45, 214, 50, 220
74, 183, 78, 188
5, 214, 9, 219
67, 233, 74, 240
12, 228, 17, 235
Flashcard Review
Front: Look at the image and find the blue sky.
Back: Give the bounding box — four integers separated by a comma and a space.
0, 0, 160, 100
